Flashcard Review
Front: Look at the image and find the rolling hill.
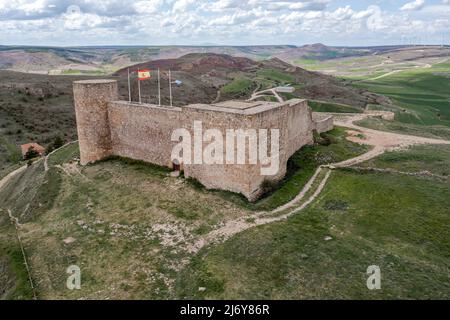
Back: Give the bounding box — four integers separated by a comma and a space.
1, 123, 449, 299
273, 43, 369, 62
115, 53, 390, 107
0, 45, 296, 75
0, 52, 392, 172
0, 44, 423, 75
1, 45, 449, 301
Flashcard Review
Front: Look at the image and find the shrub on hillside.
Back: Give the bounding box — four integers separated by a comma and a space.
24, 147, 40, 160
46, 136, 65, 154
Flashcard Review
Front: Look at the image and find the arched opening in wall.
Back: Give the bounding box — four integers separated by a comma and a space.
172, 159, 181, 172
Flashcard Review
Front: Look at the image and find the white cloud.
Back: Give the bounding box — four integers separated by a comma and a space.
172, 0, 195, 12
400, 0, 425, 11
0, 0, 448, 46
421, 3, 450, 14
264, 0, 329, 11
133, 0, 164, 14
208, 9, 258, 26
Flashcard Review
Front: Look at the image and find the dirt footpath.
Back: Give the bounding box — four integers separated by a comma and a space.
190, 113, 450, 253
0, 165, 27, 191
333, 114, 450, 167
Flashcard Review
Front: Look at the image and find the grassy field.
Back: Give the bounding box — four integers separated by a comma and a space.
353, 61, 450, 126
1, 132, 449, 299
293, 57, 373, 72
308, 100, 363, 114
221, 69, 295, 97
0, 146, 255, 299
349, 60, 450, 139
60, 69, 106, 76
0, 137, 22, 171
0, 243, 35, 300
175, 169, 450, 299
0, 129, 369, 299
292, 51, 450, 139
220, 77, 254, 95
0, 163, 40, 300
47, 142, 79, 167
359, 144, 450, 177
256, 68, 295, 84
355, 117, 450, 140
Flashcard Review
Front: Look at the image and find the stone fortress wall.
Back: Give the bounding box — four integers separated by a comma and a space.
73, 79, 333, 201
312, 113, 334, 134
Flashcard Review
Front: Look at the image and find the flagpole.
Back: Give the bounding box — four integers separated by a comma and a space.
148, 71, 151, 104
127, 68, 131, 102
158, 68, 161, 106
138, 69, 142, 104
169, 69, 173, 107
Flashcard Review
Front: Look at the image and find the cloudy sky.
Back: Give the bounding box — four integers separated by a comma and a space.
0, 0, 449, 46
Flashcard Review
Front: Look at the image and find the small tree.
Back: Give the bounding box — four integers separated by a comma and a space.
24, 146, 40, 160
46, 136, 65, 154
53, 136, 64, 149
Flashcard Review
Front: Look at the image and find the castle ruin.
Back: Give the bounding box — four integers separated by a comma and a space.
73, 79, 333, 201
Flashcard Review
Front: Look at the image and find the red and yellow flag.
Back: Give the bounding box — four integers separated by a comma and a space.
138, 69, 151, 80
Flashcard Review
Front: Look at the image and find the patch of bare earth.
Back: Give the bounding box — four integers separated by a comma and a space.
3, 114, 450, 299
17, 160, 251, 299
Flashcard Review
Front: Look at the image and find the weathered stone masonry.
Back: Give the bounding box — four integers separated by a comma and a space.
73, 79, 333, 201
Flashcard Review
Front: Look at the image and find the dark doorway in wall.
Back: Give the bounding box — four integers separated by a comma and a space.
172, 159, 181, 171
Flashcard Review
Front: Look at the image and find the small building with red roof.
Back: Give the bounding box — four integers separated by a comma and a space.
20, 143, 45, 159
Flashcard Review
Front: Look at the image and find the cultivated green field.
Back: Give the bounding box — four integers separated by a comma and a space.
301, 58, 450, 140
354, 61, 450, 127
293, 48, 450, 139
308, 100, 363, 114
355, 117, 450, 140
220, 77, 254, 95
220, 68, 296, 97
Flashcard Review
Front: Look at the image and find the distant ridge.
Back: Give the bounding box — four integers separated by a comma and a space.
115, 52, 390, 108
1, 44, 448, 74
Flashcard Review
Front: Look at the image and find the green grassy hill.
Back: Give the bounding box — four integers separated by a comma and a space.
308, 100, 363, 113
351, 60, 450, 139
356, 61, 450, 125
0, 130, 368, 299
176, 146, 450, 299
1, 47, 449, 300
359, 144, 450, 177
1, 134, 449, 299
176, 171, 450, 300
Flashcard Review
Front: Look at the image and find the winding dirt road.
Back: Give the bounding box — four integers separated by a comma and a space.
189, 113, 450, 253
1, 116, 449, 256
0, 165, 27, 191
333, 114, 450, 167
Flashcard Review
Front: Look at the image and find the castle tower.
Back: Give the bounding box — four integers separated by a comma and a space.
73, 79, 118, 165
